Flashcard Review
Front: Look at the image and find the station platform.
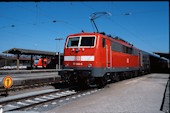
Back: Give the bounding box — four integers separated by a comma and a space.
46, 73, 169, 113
0, 69, 61, 93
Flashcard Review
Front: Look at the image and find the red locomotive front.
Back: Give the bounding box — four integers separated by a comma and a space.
62, 32, 99, 85
64, 32, 97, 69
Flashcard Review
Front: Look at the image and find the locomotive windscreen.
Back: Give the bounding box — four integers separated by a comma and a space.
67, 37, 80, 47
34, 59, 38, 64
66, 36, 95, 47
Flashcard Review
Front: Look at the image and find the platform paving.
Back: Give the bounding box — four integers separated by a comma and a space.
45, 73, 169, 113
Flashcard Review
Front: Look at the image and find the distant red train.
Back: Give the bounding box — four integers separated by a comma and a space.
34, 58, 48, 68
60, 32, 168, 87
33, 57, 59, 69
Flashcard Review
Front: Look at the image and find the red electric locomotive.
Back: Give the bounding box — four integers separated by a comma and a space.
59, 12, 168, 87
60, 32, 150, 87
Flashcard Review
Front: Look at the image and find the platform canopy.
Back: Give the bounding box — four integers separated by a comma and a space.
2, 48, 59, 70
3, 48, 56, 56
153, 52, 170, 60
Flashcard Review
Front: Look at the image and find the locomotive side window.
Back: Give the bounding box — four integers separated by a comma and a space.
67, 37, 80, 47
123, 45, 133, 54
80, 37, 95, 46
111, 41, 134, 54
111, 41, 122, 52
102, 38, 106, 48
127, 47, 132, 54
133, 49, 138, 55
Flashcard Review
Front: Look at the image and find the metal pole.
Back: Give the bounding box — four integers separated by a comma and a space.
30, 55, 33, 69
59, 39, 60, 70
17, 54, 20, 70
58, 51, 60, 70
55, 38, 63, 70
56, 41, 58, 70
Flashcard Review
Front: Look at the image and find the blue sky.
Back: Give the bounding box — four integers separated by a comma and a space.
0, 1, 169, 54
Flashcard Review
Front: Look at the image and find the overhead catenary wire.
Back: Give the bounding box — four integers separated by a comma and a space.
18, 2, 83, 31
0, 2, 83, 32
0, 2, 167, 53
81, 2, 163, 53
35, 2, 39, 25
0, 3, 85, 52
104, 16, 161, 52
0, 2, 85, 53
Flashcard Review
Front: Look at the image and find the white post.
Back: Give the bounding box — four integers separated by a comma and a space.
55, 38, 63, 70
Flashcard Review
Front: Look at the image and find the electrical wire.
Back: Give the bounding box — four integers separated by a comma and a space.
81, 2, 164, 53
104, 16, 161, 52
0, 2, 82, 32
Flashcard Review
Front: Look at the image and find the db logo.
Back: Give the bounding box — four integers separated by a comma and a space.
74, 56, 81, 61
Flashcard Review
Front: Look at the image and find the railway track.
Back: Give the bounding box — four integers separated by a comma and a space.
0, 82, 58, 96
0, 86, 102, 112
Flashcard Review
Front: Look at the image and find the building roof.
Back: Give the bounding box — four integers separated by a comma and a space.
154, 52, 170, 60
3, 48, 57, 56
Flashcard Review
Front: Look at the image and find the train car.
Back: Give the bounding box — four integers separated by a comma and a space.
60, 31, 168, 87
149, 54, 169, 73
34, 58, 48, 68
139, 50, 151, 74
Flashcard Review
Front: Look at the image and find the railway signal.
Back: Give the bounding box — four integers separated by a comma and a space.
3, 76, 13, 96
3, 76, 13, 89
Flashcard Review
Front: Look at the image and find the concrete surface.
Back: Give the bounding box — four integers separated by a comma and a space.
161, 79, 169, 113
45, 73, 169, 113
0, 72, 60, 89
0, 89, 59, 104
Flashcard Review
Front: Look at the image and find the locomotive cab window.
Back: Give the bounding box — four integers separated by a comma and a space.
66, 36, 95, 48
67, 37, 80, 47
80, 37, 95, 46
34, 60, 38, 64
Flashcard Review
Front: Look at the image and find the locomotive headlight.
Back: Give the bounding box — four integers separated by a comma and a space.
88, 64, 92, 68
72, 48, 75, 52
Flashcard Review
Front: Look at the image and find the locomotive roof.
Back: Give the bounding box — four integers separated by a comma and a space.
68, 32, 135, 48
68, 32, 98, 36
